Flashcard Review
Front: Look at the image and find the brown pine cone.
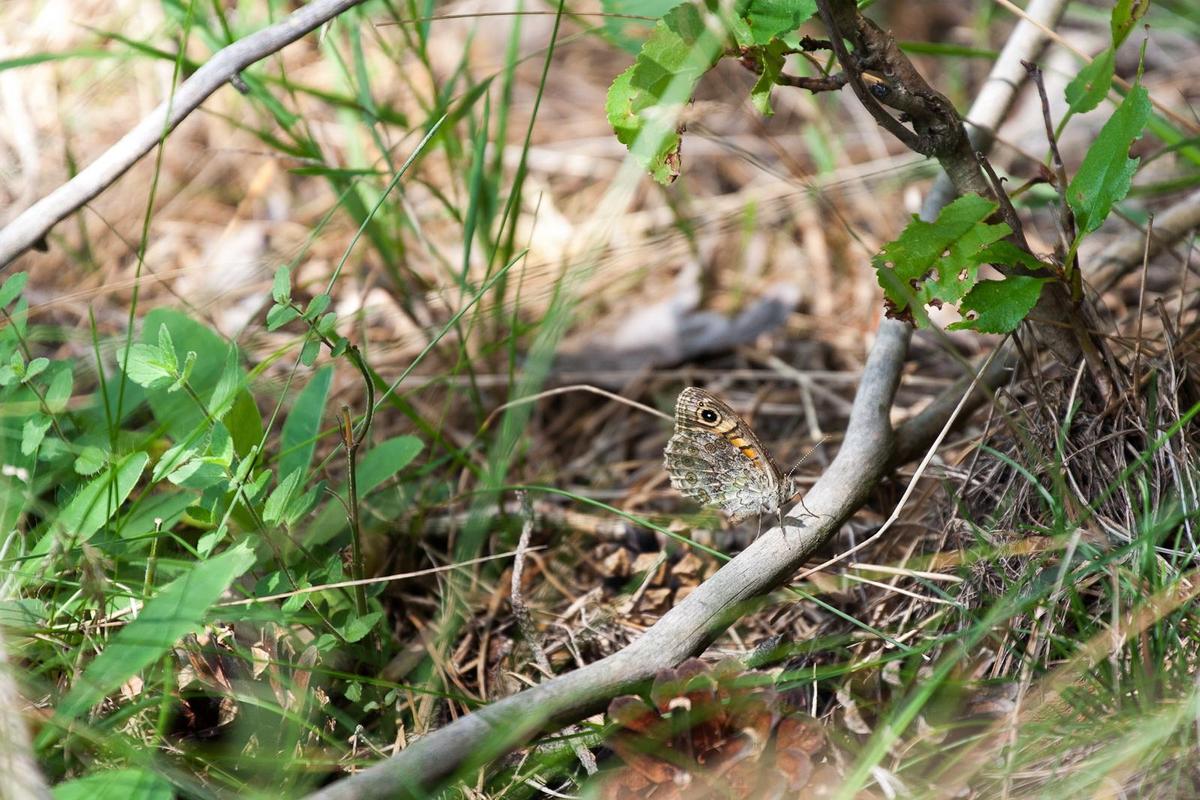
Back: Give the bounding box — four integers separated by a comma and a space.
597, 658, 873, 799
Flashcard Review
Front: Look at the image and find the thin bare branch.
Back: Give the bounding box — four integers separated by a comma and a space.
0, 0, 367, 268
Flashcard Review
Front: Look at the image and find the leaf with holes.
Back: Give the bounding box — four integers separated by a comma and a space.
948, 276, 1050, 334
873, 194, 1009, 321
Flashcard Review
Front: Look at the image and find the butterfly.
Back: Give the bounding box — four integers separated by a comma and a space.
663, 387, 797, 525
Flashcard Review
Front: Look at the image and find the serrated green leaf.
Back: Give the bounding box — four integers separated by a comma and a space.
1067, 83, 1150, 234
123, 343, 175, 389
264, 467, 304, 525
0, 272, 28, 309
607, 3, 735, 183
266, 303, 301, 331
47, 542, 257, 740
356, 435, 423, 497
976, 241, 1048, 272
340, 611, 383, 643
156, 324, 178, 374
281, 365, 332, 479
272, 265, 292, 303
948, 276, 1050, 334
1064, 48, 1114, 115
142, 310, 234, 440
737, 0, 818, 46
873, 194, 1008, 317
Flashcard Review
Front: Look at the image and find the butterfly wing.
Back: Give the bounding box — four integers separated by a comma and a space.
664, 389, 782, 523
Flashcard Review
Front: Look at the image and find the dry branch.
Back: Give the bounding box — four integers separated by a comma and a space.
0, 0, 368, 268
309, 320, 909, 800
303, 1, 1073, 798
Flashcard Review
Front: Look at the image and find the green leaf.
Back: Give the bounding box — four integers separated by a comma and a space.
749, 39, 787, 115
948, 276, 1050, 334
316, 312, 338, 337
272, 265, 292, 303
600, 0, 685, 54
1067, 83, 1151, 234
266, 303, 301, 331
25, 452, 151, 570
167, 457, 227, 490
606, 3, 735, 183
74, 446, 108, 476
151, 435, 203, 483
23, 357, 48, 381
355, 436, 423, 497
281, 365, 332, 478
167, 350, 196, 394
156, 324, 178, 375
1111, 0, 1148, 48
873, 194, 1008, 318
122, 343, 174, 389
1064, 48, 1114, 115
209, 424, 234, 467
21, 415, 51, 456
196, 524, 228, 559
0, 272, 28, 309
53, 768, 173, 800
207, 348, 242, 420
142, 310, 236, 441
63, 451, 148, 540
304, 293, 332, 321
226, 388, 264, 458
976, 240, 1047, 272
47, 543, 257, 740
299, 338, 320, 367
264, 467, 303, 525
44, 366, 73, 413
285, 481, 324, 527
738, 0, 818, 45
340, 611, 383, 643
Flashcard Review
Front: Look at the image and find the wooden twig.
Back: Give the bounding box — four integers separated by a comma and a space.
303, 2, 1073, 798
0, 0, 368, 268
306, 319, 910, 800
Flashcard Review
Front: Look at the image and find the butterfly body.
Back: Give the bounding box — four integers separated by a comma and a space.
663, 387, 788, 523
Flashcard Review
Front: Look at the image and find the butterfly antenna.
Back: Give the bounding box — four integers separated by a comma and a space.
784, 436, 827, 519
